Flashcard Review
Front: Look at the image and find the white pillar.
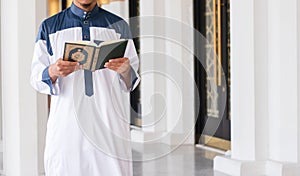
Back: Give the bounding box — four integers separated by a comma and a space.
222, 0, 257, 161
253, 0, 269, 161
133, 0, 194, 145
101, 0, 129, 22
214, 0, 300, 175
139, 0, 156, 133
152, 0, 167, 134
164, 0, 194, 145
133, 0, 168, 139
1, 0, 47, 175
268, 0, 298, 163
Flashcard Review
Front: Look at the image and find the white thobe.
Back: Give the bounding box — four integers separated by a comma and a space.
30, 4, 139, 176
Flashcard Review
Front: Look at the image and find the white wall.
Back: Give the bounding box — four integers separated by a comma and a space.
1, 0, 47, 175
35, 1, 48, 175
0, 1, 2, 172
298, 0, 300, 164
0, 0, 2, 142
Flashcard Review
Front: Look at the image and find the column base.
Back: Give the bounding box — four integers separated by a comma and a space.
214, 156, 300, 176
131, 129, 194, 145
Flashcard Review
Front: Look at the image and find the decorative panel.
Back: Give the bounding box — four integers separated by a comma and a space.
205, 0, 230, 119
194, 0, 231, 142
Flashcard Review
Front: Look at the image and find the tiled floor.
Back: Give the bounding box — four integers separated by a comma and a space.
0, 145, 229, 176
133, 144, 229, 176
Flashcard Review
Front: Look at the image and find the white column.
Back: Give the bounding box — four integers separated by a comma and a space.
180, 0, 195, 145
133, 0, 168, 139
164, 0, 194, 145
101, 0, 129, 22
133, 0, 195, 145
268, 0, 298, 163
226, 0, 257, 161
165, 0, 183, 138
151, 0, 167, 134
214, 0, 300, 175
139, 0, 156, 133
253, 0, 269, 161
1, 0, 46, 175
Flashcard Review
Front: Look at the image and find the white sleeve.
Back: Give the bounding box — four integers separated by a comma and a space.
119, 39, 140, 92
30, 39, 60, 95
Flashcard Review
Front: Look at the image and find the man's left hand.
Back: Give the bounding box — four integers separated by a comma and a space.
104, 57, 130, 74
104, 58, 132, 89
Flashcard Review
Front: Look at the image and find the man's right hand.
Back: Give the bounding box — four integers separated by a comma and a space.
48, 59, 81, 83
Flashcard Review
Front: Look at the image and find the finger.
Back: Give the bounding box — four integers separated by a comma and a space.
62, 61, 79, 66
105, 65, 129, 74
105, 65, 129, 73
59, 62, 80, 69
57, 64, 80, 74
108, 58, 129, 63
74, 64, 83, 71
106, 61, 130, 69
56, 63, 77, 71
53, 59, 79, 77
57, 64, 76, 71
105, 60, 130, 67
58, 59, 79, 66
105, 66, 119, 72
60, 66, 79, 76
104, 62, 124, 68
104, 64, 124, 70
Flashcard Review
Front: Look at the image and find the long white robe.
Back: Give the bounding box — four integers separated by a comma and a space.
30, 4, 139, 176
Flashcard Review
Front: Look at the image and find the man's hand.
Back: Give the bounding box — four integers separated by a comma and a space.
48, 59, 81, 83
104, 58, 132, 89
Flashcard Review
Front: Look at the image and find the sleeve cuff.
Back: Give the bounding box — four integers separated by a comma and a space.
130, 67, 138, 89
42, 66, 55, 95
119, 66, 140, 92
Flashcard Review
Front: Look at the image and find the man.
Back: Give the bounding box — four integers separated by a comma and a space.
30, 0, 140, 175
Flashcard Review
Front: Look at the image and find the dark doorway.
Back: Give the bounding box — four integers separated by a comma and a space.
129, 0, 141, 127
194, 0, 231, 150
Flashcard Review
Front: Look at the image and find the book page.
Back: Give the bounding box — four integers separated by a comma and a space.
99, 39, 126, 46
65, 41, 97, 46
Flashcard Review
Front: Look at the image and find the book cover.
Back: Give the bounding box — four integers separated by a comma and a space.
63, 39, 128, 71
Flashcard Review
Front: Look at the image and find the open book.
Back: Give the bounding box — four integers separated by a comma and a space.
63, 39, 128, 71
